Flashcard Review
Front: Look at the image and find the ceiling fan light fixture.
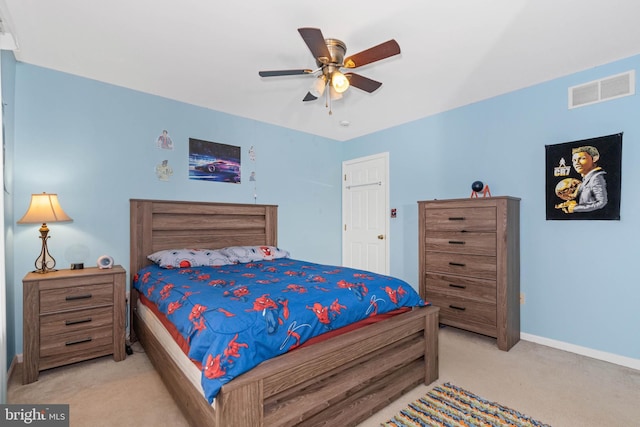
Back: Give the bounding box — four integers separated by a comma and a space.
331, 71, 349, 93
329, 86, 343, 101
310, 75, 327, 97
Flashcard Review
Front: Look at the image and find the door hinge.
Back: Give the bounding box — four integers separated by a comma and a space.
344, 224, 347, 231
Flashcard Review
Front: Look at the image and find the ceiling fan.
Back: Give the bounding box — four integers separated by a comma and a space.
258, 27, 401, 112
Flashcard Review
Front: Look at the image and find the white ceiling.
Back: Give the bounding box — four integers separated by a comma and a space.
3, 0, 640, 141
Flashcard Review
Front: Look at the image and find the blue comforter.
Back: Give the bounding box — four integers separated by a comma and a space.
133, 258, 425, 403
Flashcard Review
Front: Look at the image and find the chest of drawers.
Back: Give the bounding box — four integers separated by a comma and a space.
418, 197, 520, 351
22, 266, 126, 383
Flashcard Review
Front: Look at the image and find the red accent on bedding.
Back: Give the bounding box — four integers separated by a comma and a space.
299, 307, 412, 348
138, 292, 203, 369
137, 292, 411, 368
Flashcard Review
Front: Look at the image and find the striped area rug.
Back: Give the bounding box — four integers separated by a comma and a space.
381, 382, 552, 427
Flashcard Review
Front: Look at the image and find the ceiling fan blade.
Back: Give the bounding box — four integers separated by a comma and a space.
302, 92, 318, 102
259, 69, 313, 77
345, 73, 383, 93
343, 39, 401, 69
298, 27, 331, 63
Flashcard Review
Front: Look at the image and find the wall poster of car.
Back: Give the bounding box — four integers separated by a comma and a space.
189, 138, 241, 184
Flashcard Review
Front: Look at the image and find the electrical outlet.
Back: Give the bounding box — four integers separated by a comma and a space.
520, 293, 525, 305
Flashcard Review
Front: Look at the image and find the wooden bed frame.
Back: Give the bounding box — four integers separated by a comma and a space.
129, 199, 439, 427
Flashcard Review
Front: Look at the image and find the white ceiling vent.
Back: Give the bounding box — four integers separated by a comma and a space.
569, 70, 635, 109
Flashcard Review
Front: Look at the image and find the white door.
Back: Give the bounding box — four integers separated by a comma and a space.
342, 153, 389, 275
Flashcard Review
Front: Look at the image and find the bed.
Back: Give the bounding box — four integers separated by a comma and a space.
129, 199, 439, 427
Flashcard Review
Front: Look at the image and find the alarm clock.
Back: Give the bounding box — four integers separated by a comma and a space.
97, 255, 114, 269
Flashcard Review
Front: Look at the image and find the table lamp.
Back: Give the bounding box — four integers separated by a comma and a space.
18, 192, 73, 273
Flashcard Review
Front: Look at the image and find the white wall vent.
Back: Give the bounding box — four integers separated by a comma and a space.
568, 70, 635, 109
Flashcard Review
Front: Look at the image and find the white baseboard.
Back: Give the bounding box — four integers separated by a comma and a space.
521, 333, 640, 371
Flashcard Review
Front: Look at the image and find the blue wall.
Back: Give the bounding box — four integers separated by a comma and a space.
6, 54, 640, 365
344, 55, 640, 360
9, 63, 343, 359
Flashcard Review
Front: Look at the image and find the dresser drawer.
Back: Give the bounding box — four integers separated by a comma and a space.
425, 273, 495, 303
424, 207, 496, 232
425, 231, 496, 256
425, 252, 496, 280
39, 325, 114, 370
426, 291, 497, 336
40, 306, 113, 337
40, 283, 113, 314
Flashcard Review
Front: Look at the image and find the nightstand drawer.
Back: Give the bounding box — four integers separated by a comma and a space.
425, 252, 496, 279
425, 273, 495, 303
424, 207, 496, 232
39, 325, 114, 370
40, 307, 113, 336
40, 283, 113, 314
425, 232, 496, 256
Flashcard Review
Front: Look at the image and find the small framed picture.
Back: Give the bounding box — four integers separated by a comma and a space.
189, 138, 241, 184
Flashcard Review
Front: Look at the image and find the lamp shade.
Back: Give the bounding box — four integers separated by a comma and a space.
331, 71, 350, 93
310, 75, 327, 98
329, 86, 343, 101
18, 193, 73, 224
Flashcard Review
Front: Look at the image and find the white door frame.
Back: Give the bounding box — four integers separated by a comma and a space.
341, 152, 390, 274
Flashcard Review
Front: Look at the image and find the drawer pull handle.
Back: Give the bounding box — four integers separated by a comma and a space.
65, 337, 92, 346
448, 240, 465, 245
65, 318, 92, 326
449, 262, 466, 267
66, 294, 92, 301
449, 305, 466, 311
448, 217, 465, 221
449, 284, 466, 289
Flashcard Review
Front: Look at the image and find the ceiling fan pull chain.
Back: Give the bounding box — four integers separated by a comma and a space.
325, 85, 333, 115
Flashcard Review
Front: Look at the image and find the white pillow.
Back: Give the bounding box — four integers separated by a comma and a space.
147, 248, 232, 268
221, 246, 290, 263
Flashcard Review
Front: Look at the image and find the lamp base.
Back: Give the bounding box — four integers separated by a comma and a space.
33, 224, 58, 274
33, 268, 58, 274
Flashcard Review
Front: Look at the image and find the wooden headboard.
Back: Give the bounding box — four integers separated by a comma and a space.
129, 199, 278, 277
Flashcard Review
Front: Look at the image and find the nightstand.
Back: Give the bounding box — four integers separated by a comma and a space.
22, 266, 126, 384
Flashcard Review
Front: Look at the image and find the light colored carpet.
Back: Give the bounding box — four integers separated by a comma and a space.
8, 327, 640, 426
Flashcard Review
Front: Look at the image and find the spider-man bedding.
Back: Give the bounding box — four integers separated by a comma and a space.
133, 258, 426, 403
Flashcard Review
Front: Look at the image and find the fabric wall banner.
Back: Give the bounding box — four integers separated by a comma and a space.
545, 133, 622, 220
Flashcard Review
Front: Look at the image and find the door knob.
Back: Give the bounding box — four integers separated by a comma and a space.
377, 234, 384, 240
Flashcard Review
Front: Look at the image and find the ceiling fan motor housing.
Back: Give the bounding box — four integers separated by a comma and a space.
318, 38, 346, 76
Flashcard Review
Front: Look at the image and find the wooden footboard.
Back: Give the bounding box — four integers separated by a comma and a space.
133, 291, 439, 427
